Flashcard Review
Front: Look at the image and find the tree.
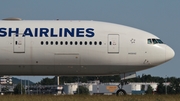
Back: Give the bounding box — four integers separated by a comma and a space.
167, 85, 176, 94
13, 83, 25, 94
157, 82, 165, 94
167, 80, 180, 94
145, 85, 153, 94
76, 86, 89, 95
39, 77, 56, 85
175, 84, 180, 94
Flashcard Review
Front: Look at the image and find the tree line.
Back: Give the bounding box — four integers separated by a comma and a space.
12, 74, 180, 94
36, 74, 180, 94
38, 74, 180, 84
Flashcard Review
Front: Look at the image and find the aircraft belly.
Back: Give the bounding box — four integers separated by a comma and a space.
0, 65, 152, 75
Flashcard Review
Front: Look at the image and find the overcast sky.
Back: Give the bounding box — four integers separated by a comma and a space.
0, 1, 179, 82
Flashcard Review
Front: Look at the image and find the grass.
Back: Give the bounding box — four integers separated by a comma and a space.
0, 95, 180, 101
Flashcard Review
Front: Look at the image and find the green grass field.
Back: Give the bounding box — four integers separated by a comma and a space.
0, 95, 180, 101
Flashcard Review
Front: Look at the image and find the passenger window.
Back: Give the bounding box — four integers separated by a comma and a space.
80, 41, 83, 45
75, 41, 78, 45
60, 41, 63, 45
84, 41, 87, 45
41, 41, 44, 45
99, 41, 102, 45
89, 41, 92, 45
147, 39, 152, 44
94, 41, 97, 45
55, 41, 58, 45
46, 41, 48, 45
65, 41, 68, 45
70, 41, 73, 45
51, 41, 53, 45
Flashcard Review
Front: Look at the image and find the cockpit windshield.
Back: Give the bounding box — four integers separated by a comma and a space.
147, 38, 163, 44
156, 39, 163, 44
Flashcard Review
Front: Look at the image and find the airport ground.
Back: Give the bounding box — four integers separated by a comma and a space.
0, 95, 180, 101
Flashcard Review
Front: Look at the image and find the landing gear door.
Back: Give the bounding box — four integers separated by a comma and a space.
13, 34, 25, 53
108, 34, 119, 53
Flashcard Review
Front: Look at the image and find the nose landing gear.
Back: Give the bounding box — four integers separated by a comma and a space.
116, 80, 127, 95
116, 89, 126, 95
116, 72, 136, 96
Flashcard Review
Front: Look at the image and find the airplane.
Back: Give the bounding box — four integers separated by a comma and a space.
0, 18, 175, 95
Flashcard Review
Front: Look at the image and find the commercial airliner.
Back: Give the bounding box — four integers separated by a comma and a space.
0, 18, 175, 95
0, 18, 175, 76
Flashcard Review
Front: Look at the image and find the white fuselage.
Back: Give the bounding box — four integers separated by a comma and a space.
0, 20, 175, 75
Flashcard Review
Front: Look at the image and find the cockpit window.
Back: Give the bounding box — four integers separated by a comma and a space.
147, 39, 152, 44
152, 39, 158, 44
156, 39, 163, 44
147, 38, 164, 44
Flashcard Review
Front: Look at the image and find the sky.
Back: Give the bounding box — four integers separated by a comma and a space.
0, 0, 179, 83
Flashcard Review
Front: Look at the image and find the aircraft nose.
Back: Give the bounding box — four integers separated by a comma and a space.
166, 46, 175, 61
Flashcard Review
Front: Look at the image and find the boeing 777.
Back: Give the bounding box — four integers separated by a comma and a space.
0, 18, 175, 95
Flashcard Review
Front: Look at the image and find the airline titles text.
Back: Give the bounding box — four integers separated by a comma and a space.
0, 28, 95, 37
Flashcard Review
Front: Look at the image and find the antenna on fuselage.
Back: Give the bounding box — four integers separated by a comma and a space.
2, 17, 22, 21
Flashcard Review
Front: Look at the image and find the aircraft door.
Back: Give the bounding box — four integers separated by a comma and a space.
13, 34, 25, 53
108, 34, 119, 53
